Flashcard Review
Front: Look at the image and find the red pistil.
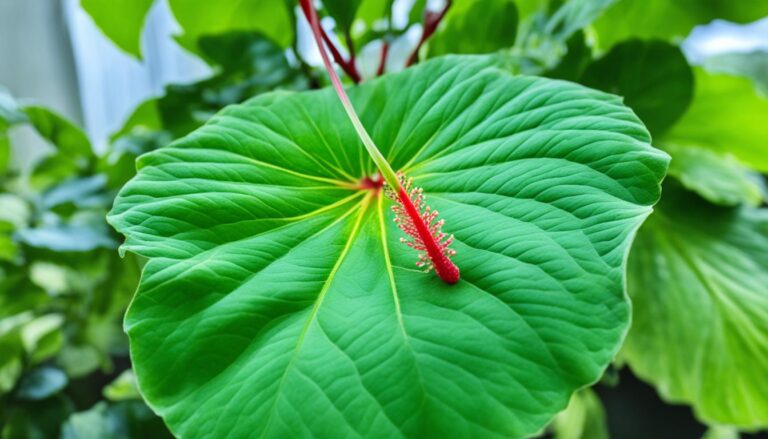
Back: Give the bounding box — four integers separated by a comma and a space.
385, 173, 460, 284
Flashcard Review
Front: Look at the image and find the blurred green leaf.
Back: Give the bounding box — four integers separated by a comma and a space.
21, 314, 64, 364
61, 401, 173, 439
17, 224, 116, 253
80, 0, 155, 59
581, 40, 693, 137
700, 50, 768, 94
23, 106, 91, 158
664, 68, 768, 173
324, 0, 364, 33
103, 370, 141, 401
155, 32, 308, 137
702, 425, 740, 439
1, 394, 74, 439
428, 0, 518, 57
168, 0, 294, 54
625, 182, 768, 428
551, 388, 609, 439
16, 366, 68, 401
665, 144, 764, 207
56, 344, 103, 379
544, 31, 591, 81
594, 0, 768, 49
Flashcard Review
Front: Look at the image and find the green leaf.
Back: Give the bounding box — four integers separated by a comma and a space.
664, 68, 768, 173
61, 401, 173, 439
551, 388, 608, 439
624, 183, 768, 428
109, 56, 668, 438
80, 0, 155, 59
16, 367, 69, 401
544, 31, 592, 82
580, 40, 693, 137
23, 106, 92, 158
1, 395, 74, 439
428, 0, 518, 57
168, 0, 293, 54
103, 370, 142, 401
324, 0, 364, 33
700, 50, 768, 95
593, 0, 768, 49
664, 144, 764, 207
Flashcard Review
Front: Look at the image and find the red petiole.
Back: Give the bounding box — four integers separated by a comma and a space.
299, 0, 460, 284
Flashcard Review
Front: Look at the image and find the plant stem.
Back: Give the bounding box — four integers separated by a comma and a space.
299, 1, 361, 83
300, 0, 400, 189
405, 0, 453, 67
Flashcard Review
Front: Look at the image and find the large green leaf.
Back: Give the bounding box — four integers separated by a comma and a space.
593, 0, 768, 49
80, 0, 154, 59
427, 0, 518, 57
109, 56, 667, 438
664, 69, 768, 173
168, 0, 293, 53
625, 183, 768, 428
580, 40, 693, 137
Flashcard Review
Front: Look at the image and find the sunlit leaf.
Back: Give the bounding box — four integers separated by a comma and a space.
168, 0, 294, 54
428, 0, 518, 57
664, 69, 768, 173
551, 388, 608, 439
593, 0, 768, 49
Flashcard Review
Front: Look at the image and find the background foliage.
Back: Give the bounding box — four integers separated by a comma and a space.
1, 0, 767, 437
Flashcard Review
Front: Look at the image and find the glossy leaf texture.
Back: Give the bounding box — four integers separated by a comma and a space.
624, 183, 768, 428
109, 56, 668, 438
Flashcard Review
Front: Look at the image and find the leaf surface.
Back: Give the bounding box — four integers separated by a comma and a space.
109, 56, 668, 438
581, 40, 693, 137
625, 184, 768, 428
168, 0, 293, 53
80, 0, 154, 59
593, 0, 768, 49
664, 69, 768, 173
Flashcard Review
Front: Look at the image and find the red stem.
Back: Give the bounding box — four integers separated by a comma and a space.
299, 0, 362, 83
376, 41, 389, 76
397, 187, 460, 284
405, 0, 452, 67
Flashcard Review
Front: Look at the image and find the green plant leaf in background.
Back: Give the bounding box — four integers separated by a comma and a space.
427, 0, 518, 57
168, 0, 293, 54
580, 40, 694, 137
664, 144, 764, 207
699, 50, 768, 94
324, 0, 365, 34
663, 68, 768, 173
109, 56, 667, 438
80, 0, 155, 59
593, 0, 768, 49
625, 183, 768, 429
551, 388, 609, 439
